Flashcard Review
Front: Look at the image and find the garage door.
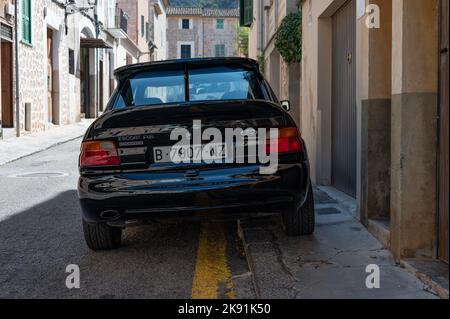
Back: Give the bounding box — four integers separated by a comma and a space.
332, 0, 357, 197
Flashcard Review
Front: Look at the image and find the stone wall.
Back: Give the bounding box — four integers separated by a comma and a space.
167, 15, 239, 59
16, 0, 81, 133
167, 16, 200, 59
18, 0, 47, 132
202, 17, 238, 57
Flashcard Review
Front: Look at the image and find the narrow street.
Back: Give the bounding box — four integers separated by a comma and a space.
0, 139, 438, 299
0, 138, 253, 299
0, 0, 447, 304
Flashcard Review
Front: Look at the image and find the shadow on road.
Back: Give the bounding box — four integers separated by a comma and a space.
0, 190, 200, 299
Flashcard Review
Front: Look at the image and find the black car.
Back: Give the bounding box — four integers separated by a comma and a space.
78, 57, 315, 251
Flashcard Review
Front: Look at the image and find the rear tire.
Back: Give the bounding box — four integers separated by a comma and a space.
282, 183, 315, 236
82, 219, 122, 251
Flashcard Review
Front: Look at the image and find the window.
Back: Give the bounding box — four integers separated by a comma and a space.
239, 0, 253, 27
112, 70, 186, 108
215, 44, 226, 57
108, 0, 116, 28
180, 44, 192, 59
182, 19, 190, 29
22, 0, 32, 44
111, 66, 267, 109
216, 19, 224, 29
141, 15, 145, 37
189, 67, 265, 102
68, 49, 75, 75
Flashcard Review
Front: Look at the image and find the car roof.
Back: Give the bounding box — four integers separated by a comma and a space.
114, 57, 261, 79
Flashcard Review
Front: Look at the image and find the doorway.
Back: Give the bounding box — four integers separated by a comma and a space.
438, 0, 449, 264
99, 59, 104, 112
80, 47, 90, 117
47, 28, 56, 124
1, 40, 13, 128
331, 0, 357, 197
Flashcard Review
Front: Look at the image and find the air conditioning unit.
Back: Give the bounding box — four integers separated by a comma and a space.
5, 3, 15, 17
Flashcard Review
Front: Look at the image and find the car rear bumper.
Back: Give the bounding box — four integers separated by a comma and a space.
78, 163, 310, 224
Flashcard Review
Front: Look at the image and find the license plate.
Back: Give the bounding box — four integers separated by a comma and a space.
153, 143, 227, 163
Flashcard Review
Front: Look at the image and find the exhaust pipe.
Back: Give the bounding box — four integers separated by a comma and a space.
100, 210, 120, 220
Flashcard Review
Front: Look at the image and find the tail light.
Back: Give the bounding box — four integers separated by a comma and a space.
266, 127, 303, 154
80, 141, 120, 167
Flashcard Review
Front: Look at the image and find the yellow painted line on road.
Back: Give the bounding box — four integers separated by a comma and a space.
192, 221, 236, 299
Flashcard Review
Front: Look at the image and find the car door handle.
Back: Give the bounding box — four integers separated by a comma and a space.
184, 170, 199, 178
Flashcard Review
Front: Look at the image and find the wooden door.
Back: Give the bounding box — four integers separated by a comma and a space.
80, 48, 90, 116
99, 60, 104, 112
332, 0, 357, 197
47, 29, 53, 123
438, 0, 449, 264
1, 41, 13, 127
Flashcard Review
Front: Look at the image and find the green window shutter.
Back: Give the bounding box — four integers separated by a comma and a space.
240, 0, 253, 27
22, 0, 31, 44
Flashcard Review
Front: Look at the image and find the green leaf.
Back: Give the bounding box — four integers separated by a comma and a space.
275, 11, 302, 64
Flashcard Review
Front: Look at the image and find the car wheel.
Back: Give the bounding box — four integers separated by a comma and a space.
282, 183, 315, 236
82, 219, 122, 251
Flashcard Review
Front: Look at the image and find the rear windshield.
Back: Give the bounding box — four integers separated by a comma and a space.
111, 66, 268, 109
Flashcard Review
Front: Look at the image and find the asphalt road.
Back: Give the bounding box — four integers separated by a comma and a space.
0, 139, 254, 299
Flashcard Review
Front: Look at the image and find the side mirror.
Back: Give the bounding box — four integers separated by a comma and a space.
281, 100, 291, 112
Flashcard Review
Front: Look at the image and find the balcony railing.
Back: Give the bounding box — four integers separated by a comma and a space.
116, 8, 128, 34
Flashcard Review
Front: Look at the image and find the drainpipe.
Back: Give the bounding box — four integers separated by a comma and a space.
260, 0, 264, 51
15, 0, 20, 137
94, 0, 99, 118
202, 15, 204, 57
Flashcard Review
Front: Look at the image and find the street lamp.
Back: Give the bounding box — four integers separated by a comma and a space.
64, 0, 98, 35
65, 0, 96, 14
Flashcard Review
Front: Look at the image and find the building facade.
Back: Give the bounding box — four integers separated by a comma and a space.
148, 0, 169, 61
0, 0, 15, 138
166, 7, 239, 59
11, 0, 115, 130
17, 0, 71, 131
0, 0, 156, 138
116, 0, 153, 63
244, 0, 301, 126
300, 0, 448, 265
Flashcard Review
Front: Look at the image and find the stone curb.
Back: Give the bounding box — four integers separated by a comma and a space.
400, 260, 449, 299
237, 220, 261, 298
237, 219, 299, 299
